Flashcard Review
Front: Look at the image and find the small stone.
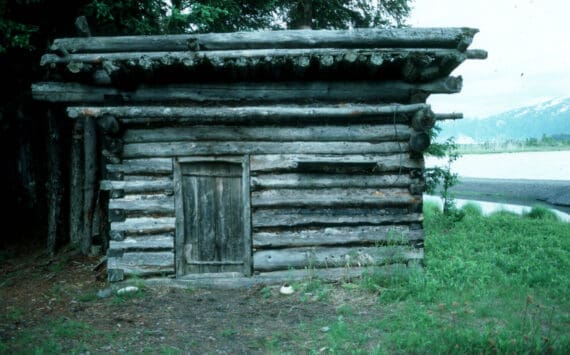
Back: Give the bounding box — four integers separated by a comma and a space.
97, 288, 113, 299
117, 286, 139, 295
279, 284, 294, 295
320, 326, 330, 333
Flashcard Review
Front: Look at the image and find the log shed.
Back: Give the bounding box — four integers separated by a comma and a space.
32, 27, 486, 285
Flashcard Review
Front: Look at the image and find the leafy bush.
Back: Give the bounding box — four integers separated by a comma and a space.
524, 204, 560, 221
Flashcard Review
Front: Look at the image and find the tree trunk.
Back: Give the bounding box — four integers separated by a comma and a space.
289, 0, 312, 29
69, 119, 84, 248
82, 117, 97, 255
46, 108, 63, 255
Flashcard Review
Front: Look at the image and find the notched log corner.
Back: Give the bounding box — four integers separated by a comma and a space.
409, 132, 431, 153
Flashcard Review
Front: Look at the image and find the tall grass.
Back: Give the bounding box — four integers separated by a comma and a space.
306, 203, 570, 353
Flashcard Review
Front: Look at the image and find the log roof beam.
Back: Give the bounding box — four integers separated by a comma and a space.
50, 27, 481, 54
33, 77, 462, 105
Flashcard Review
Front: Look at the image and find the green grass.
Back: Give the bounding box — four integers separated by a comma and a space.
1, 318, 112, 354
299, 202, 570, 354
1, 204, 568, 353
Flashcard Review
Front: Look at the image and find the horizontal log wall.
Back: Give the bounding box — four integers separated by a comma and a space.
100, 103, 427, 279
103, 154, 176, 279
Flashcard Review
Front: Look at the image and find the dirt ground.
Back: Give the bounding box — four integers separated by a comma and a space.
0, 245, 380, 354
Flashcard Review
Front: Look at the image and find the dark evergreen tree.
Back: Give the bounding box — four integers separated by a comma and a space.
0, 0, 412, 252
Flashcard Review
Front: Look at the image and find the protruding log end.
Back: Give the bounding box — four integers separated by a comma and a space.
110, 230, 125, 241
442, 76, 463, 93
411, 108, 436, 131
409, 132, 431, 153
93, 70, 112, 85
435, 112, 463, 121
457, 28, 479, 51
109, 209, 126, 223
466, 49, 488, 60
97, 114, 120, 135
409, 183, 426, 195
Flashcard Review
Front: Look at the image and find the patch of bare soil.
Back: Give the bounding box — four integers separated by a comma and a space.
0, 247, 380, 353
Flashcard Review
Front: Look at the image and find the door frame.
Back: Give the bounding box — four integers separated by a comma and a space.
173, 155, 252, 277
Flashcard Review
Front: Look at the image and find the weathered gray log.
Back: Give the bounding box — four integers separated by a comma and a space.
50, 27, 479, 53
70, 103, 427, 119
100, 179, 173, 194
46, 109, 63, 255
409, 132, 431, 153
435, 112, 463, 121
122, 175, 172, 182
249, 154, 423, 173
108, 265, 175, 279
465, 49, 488, 59
69, 118, 84, 248
106, 158, 172, 175
109, 235, 174, 251
253, 209, 422, 228
122, 125, 412, 143
109, 197, 175, 216
253, 246, 424, 272
111, 217, 176, 235
110, 251, 174, 266
251, 188, 417, 208
253, 226, 423, 248
158, 264, 412, 288
122, 141, 408, 158
411, 109, 436, 131
108, 251, 174, 277
251, 173, 414, 189
82, 117, 97, 255
34, 78, 462, 104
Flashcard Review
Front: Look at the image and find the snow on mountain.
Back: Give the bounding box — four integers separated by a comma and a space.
437, 97, 570, 143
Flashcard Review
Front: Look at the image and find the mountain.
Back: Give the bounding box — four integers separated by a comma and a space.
437, 97, 570, 143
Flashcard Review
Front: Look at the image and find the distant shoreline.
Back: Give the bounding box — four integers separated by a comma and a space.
457, 146, 570, 155
444, 177, 570, 214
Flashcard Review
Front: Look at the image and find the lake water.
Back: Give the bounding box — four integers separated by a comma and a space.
425, 150, 570, 180
424, 150, 570, 222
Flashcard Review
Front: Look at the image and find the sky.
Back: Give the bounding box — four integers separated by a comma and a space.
409, 0, 570, 118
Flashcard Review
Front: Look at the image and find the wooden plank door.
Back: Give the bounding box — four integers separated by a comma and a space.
177, 160, 250, 274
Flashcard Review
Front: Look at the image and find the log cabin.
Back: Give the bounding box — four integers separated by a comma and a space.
32, 27, 486, 286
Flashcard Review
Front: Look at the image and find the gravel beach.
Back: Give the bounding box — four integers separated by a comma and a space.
447, 177, 570, 214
